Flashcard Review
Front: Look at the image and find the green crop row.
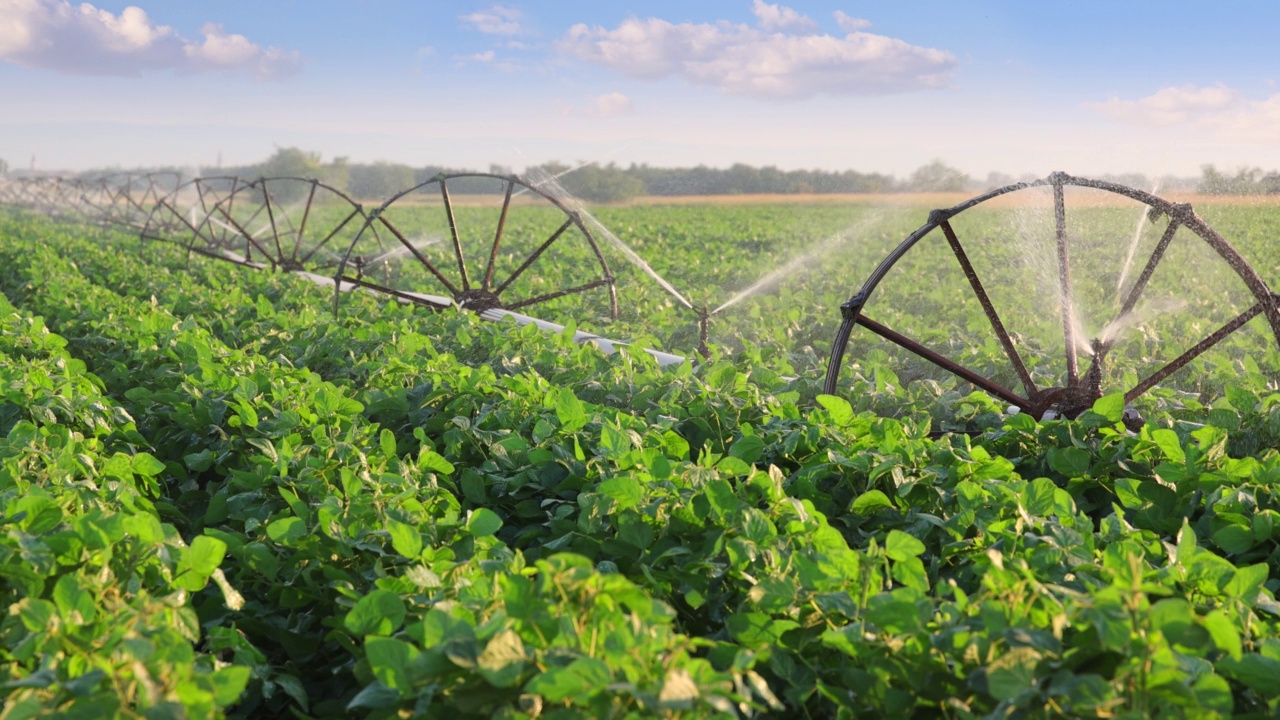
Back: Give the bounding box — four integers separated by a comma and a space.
4, 210, 1280, 718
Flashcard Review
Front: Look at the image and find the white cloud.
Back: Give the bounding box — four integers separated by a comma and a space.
751, 0, 816, 32
833, 11, 872, 33
460, 5, 526, 36
558, 8, 956, 100
1087, 84, 1240, 126
455, 50, 496, 63
0, 0, 298, 77
586, 92, 635, 117
1088, 83, 1280, 144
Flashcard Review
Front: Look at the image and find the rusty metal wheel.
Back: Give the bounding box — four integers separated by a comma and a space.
334, 172, 618, 318
825, 172, 1280, 421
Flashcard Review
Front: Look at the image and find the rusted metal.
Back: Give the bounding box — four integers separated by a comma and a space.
440, 178, 471, 291
1124, 301, 1264, 403
484, 179, 515, 290
1117, 216, 1181, 320
1052, 174, 1079, 386
856, 314, 1031, 409
697, 307, 711, 359
938, 217, 1037, 396
825, 172, 1280, 423
334, 172, 619, 320
495, 217, 574, 294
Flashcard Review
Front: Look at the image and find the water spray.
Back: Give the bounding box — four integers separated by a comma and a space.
824, 172, 1280, 424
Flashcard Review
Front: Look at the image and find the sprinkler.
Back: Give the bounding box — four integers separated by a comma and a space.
825, 172, 1280, 423
696, 306, 711, 359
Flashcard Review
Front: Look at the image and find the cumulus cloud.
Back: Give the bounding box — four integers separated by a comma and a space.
557, 6, 956, 100
751, 0, 816, 32
460, 5, 526, 36
833, 11, 872, 32
586, 92, 635, 117
1087, 84, 1240, 126
0, 0, 298, 77
1088, 83, 1280, 143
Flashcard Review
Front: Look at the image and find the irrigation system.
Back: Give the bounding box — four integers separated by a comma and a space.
3, 170, 1277, 424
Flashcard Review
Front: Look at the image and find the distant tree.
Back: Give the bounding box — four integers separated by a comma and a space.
326, 156, 350, 193
557, 162, 646, 203
1199, 164, 1265, 194
985, 171, 1015, 189
0, 158, 8, 177
259, 147, 323, 179
905, 160, 969, 192
348, 162, 416, 199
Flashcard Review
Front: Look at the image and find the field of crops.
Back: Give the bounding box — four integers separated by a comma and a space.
3, 193, 1280, 719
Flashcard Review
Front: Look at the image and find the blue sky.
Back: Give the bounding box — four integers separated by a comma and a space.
4, 0, 1280, 178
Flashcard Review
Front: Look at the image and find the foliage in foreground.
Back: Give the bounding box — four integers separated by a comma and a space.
1, 213, 1280, 719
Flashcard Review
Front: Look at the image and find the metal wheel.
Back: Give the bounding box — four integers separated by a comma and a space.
824, 172, 1280, 420
142, 176, 375, 276
81, 172, 183, 231
335, 172, 618, 318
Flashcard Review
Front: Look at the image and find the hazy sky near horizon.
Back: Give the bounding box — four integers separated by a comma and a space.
4, 0, 1280, 179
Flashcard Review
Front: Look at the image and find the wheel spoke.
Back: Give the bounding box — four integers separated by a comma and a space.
291, 181, 319, 262
261, 182, 286, 265
377, 215, 460, 296
213, 205, 275, 262
299, 206, 361, 266
1125, 215, 1179, 305
495, 217, 573, 295
1054, 179, 1079, 385
440, 179, 471, 291
856, 314, 1031, 409
1124, 301, 1263, 403
484, 179, 515, 291
940, 219, 1037, 396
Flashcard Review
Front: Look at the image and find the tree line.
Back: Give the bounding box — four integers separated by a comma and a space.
11, 149, 1280, 201
211, 148, 974, 202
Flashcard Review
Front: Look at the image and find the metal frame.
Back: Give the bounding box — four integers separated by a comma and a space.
335, 172, 619, 319
824, 172, 1280, 418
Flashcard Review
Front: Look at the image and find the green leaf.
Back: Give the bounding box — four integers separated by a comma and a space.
365, 636, 419, 690
885, 530, 926, 561
705, 479, 740, 521
210, 666, 251, 708
175, 535, 227, 591
1203, 609, 1242, 660
387, 520, 422, 559
850, 490, 894, 516
1048, 447, 1091, 477
598, 476, 643, 511
130, 452, 167, 477
524, 658, 610, 702
729, 434, 765, 463
467, 508, 503, 537
380, 429, 397, 460
816, 394, 854, 426
344, 589, 406, 636
1212, 524, 1255, 554
266, 516, 306, 545
52, 575, 94, 622
418, 449, 455, 475
1224, 563, 1269, 600
1152, 429, 1185, 464
556, 389, 587, 432
1091, 393, 1125, 423
477, 630, 527, 688
986, 647, 1040, 700
346, 682, 401, 711
1022, 478, 1057, 517
1218, 654, 1280, 694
